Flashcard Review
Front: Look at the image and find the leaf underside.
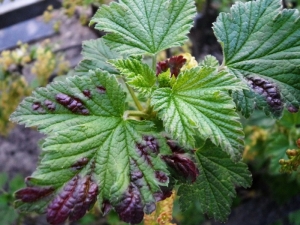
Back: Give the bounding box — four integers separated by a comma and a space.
152, 67, 246, 161
177, 141, 252, 221
10, 70, 171, 224
213, 0, 300, 118
90, 0, 196, 55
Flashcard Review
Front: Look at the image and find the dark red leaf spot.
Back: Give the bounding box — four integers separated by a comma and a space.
153, 188, 173, 202
134, 136, 159, 166
83, 90, 92, 98
143, 136, 159, 154
288, 105, 299, 113
32, 102, 41, 111
71, 157, 89, 171
114, 184, 144, 224
44, 100, 56, 111
96, 86, 106, 94
55, 93, 89, 115
162, 154, 199, 183
247, 77, 283, 115
166, 139, 185, 153
130, 170, 143, 182
136, 143, 153, 167
47, 175, 98, 225
155, 171, 168, 184
15, 186, 54, 203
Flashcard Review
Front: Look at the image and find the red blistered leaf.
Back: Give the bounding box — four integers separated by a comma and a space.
168, 55, 186, 77
162, 153, 199, 182
114, 183, 144, 224
156, 61, 169, 75
46, 175, 98, 225
156, 55, 187, 77
15, 186, 54, 203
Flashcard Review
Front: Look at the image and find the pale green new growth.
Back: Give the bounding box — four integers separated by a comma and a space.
214, 0, 300, 117
178, 141, 252, 221
110, 58, 156, 95
90, 0, 196, 55
199, 55, 219, 68
152, 67, 247, 161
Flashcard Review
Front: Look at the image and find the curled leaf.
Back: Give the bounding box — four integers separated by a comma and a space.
46, 175, 98, 225
162, 153, 199, 183
15, 186, 54, 203
114, 183, 144, 224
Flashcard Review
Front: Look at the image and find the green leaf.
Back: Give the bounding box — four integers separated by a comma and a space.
76, 38, 121, 75
110, 58, 156, 95
213, 0, 300, 118
10, 70, 170, 218
0, 173, 8, 189
177, 141, 252, 221
152, 67, 246, 160
265, 134, 291, 174
199, 55, 219, 68
278, 109, 300, 128
90, 0, 196, 55
232, 89, 255, 118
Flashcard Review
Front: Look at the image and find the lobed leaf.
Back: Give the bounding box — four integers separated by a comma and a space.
214, 0, 300, 118
90, 0, 196, 55
10, 70, 171, 224
177, 141, 252, 221
152, 67, 246, 161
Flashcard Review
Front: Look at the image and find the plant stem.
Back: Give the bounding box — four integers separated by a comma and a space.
152, 54, 157, 71
125, 83, 144, 111
125, 110, 150, 119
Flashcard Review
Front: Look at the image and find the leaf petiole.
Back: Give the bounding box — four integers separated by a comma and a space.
124, 110, 151, 119
125, 82, 144, 111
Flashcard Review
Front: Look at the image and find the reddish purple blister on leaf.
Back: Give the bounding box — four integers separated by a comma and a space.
15, 186, 55, 202
166, 139, 185, 153
46, 175, 98, 225
143, 136, 159, 154
44, 100, 56, 111
153, 188, 173, 202
288, 105, 299, 113
247, 77, 283, 115
32, 102, 42, 111
162, 154, 199, 182
55, 93, 89, 115
114, 183, 144, 224
96, 86, 106, 94
71, 157, 89, 171
83, 90, 92, 98
155, 171, 168, 184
